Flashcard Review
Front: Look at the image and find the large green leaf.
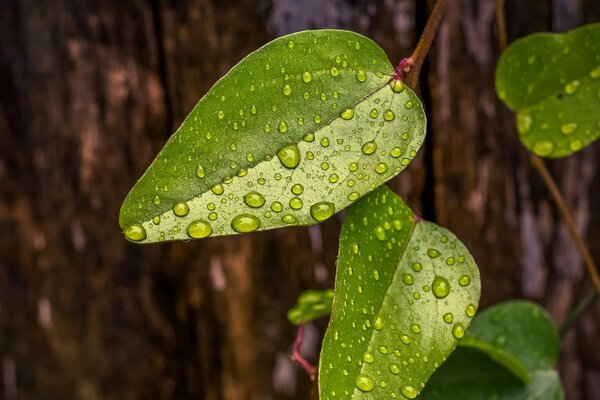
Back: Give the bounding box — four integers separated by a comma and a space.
319, 186, 480, 399
495, 23, 600, 158
120, 30, 426, 243
419, 301, 563, 400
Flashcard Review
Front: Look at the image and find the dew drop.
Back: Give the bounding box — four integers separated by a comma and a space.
330, 67, 339, 77
427, 248, 441, 258
196, 165, 205, 178
452, 323, 465, 339
411, 262, 423, 272
217, 111, 225, 120
389, 364, 400, 374
400, 385, 418, 399
443, 312, 454, 324
533, 140, 554, 156
356, 70, 367, 82
355, 374, 375, 392
560, 123, 577, 134
291, 184, 304, 195
402, 273, 414, 286
374, 315, 384, 330
432, 276, 450, 298
363, 353, 375, 364
212, 184, 224, 195
152, 216, 160, 225
244, 191, 265, 208
187, 220, 212, 239
282, 214, 297, 224
124, 224, 146, 241
173, 202, 189, 217
564, 80, 580, 94
278, 121, 288, 133
348, 192, 360, 201
391, 147, 402, 158
459, 275, 471, 286
383, 110, 395, 121
340, 108, 355, 120
465, 304, 477, 317
404, 101, 413, 109
302, 71, 313, 83
310, 202, 335, 221
370, 109, 379, 118
390, 80, 405, 93
375, 163, 388, 174
283, 84, 292, 96
570, 140, 583, 151
277, 144, 301, 169
270, 202, 283, 213
362, 141, 377, 155
289, 197, 303, 210
231, 214, 261, 233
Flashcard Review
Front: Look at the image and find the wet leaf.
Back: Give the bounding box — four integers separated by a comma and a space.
120, 30, 426, 243
287, 289, 334, 325
419, 301, 563, 399
495, 22, 600, 158
319, 186, 480, 399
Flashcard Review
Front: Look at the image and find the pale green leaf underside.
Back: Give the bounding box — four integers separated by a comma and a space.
119, 30, 426, 243
287, 289, 334, 325
418, 301, 563, 400
495, 23, 600, 158
319, 186, 480, 400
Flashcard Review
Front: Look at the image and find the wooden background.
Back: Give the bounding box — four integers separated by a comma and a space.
1, 0, 599, 399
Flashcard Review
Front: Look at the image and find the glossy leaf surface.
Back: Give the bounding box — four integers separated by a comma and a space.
496, 22, 600, 158
287, 289, 334, 325
319, 186, 480, 399
419, 301, 563, 399
120, 30, 426, 243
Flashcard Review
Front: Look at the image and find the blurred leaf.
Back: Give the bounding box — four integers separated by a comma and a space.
319, 186, 481, 399
120, 30, 426, 243
496, 22, 600, 158
287, 289, 334, 325
418, 301, 563, 400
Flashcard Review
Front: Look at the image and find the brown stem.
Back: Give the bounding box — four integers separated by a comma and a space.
402, 0, 449, 89
530, 155, 600, 296
494, 0, 508, 51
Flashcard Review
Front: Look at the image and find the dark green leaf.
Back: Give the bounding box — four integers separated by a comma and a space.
120, 30, 426, 243
495, 22, 600, 158
319, 186, 480, 399
287, 289, 334, 325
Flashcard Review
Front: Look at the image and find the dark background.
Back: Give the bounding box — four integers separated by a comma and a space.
1, 0, 599, 399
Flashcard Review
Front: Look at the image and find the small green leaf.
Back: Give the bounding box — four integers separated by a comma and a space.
120, 30, 426, 243
495, 22, 600, 158
459, 300, 559, 383
419, 301, 563, 400
418, 348, 564, 400
319, 186, 480, 399
287, 289, 334, 325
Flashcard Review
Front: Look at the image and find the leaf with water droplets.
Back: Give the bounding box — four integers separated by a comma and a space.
287, 289, 334, 325
319, 186, 480, 399
496, 22, 600, 158
419, 301, 563, 399
119, 30, 426, 243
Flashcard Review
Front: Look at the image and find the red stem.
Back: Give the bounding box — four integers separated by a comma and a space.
291, 325, 316, 376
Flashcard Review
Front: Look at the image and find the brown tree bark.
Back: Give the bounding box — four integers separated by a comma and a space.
0, 0, 598, 399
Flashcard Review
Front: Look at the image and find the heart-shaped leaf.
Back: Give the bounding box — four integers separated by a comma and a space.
418, 301, 564, 400
288, 289, 334, 325
120, 30, 426, 243
495, 22, 600, 158
319, 186, 480, 399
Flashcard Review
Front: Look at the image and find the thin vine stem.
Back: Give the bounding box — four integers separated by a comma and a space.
559, 290, 598, 337
530, 156, 600, 295
399, 0, 449, 89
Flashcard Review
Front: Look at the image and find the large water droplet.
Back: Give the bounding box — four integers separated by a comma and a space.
231, 214, 261, 233
356, 70, 367, 82
452, 323, 465, 339
302, 71, 313, 83
244, 191, 265, 208
277, 144, 301, 169
400, 385, 418, 399
289, 197, 303, 210
362, 141, 377, 155
389, 364, 400, 374
124, 224, 146, 241
355, 374, 375, 392
533, 140, 554, 156
340, 108, 355, 120
310, 202, 335, 221
187, 220, 213, 239
389, 80, 405, 93
173, 202, 189, 217
432, 276, 450, 298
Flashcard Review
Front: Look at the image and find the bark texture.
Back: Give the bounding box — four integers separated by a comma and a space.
0, 0, 598, 399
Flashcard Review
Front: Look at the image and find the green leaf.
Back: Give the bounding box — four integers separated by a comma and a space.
287, 289, 334, 325
495, 22, 600, 158
319, 186, 480, 399
418, 348, 563, 400
459, 300, 559, 383
418, 301, 563, 400
120, 30, 426, 243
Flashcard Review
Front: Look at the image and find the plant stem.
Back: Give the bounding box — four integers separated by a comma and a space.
530, 155, 600, 296
401, 0, 449, 89
494, 0, 507, 51
559, 290, 598, 337
291, 325, 317, 377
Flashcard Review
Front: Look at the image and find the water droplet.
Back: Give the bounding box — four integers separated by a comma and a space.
400, 385, 418, 399
590, 66, 600, 79
355, 374, 375, 392
244, 191, 265, 208
389, 364, 400, 374
533, 140, 553, 156
173, 202, 189, 217
287, 41, 294, 48
383, 110, 395, 121
362, 141, 377, 155
291, 184, 304, 195
283, 84, 292, 96
340, 108, 355, 120
432, 276, 450, 298
314, 115, 322, 123
400, 335, 411, 344
459, 275, 471, 286
427, 248, 441, 258
152, 216, 160, 225
124, 224, 146, 241
389, 80, 405, 93
452, 323, 465, 339
231, 214, 261, 233
348, 192, 360, 201
404, 101, 413, 109
289, 197, 303, 210
302, 71, 313, 83
277, 144, 301, 168
310, 202, 335, 221
564, 80, 580, 94
465, 304, 477, 317
217, 111, 225, 120
443, 312, 454, 323
363, 353, 375, 364
374, 226, 386, 241
271, 202, 283, 213
153, 195, 161, 205
410, 324, 421, 334
187, 220, 212, 239
517, 112, 532, 134
330, 67, 339, 77
356, 70, 367, 82
402, 273, 414, 285
250, 105, 257, 115
196, 165, 205, 178
560, 123, 577, 134
212, 184, 224, 195
411, 262, 422, 272
278, 121, 288, 133
570, 140, 583, 151
374, 315, 384, 330
375, 163, 388, 174
370, 108, 379, 118
282, 214, 297, 224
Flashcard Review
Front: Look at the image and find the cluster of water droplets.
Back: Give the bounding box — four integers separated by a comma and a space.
321, 188, 479, 399
122, 32, 425, 243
